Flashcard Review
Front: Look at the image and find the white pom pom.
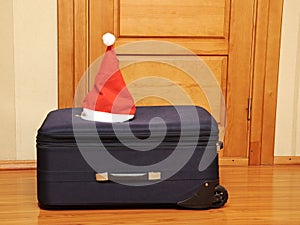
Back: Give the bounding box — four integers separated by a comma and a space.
102, 33, 115, 46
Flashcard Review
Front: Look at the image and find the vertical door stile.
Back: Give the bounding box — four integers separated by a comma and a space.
225, 0, 256, 162
248, 0, 259, 164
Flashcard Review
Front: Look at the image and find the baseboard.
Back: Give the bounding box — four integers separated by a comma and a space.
0, 158, 249, 170
0, 160, 37, 170
2, 157, 297, 170
219, 157, 249, 166
274, 156, 300, 165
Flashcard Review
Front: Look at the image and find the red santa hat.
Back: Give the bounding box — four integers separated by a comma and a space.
81, 33, 136, 123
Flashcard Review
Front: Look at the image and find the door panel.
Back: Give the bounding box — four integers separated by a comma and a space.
120, 56, 227, 122
120, 0, 227, 37
90, 0, 230, 56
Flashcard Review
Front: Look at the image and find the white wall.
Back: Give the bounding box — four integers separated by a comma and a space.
275, 0, 300, 156
0, 0, 57, 160
0, 0, 16, 160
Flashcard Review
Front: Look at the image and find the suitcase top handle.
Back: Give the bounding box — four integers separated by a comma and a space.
95, 172, 161, 182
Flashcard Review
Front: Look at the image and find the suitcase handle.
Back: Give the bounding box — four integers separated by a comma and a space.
95, 172, 161, 182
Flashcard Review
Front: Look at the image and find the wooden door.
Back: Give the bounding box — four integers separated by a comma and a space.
58, 0, 283, 165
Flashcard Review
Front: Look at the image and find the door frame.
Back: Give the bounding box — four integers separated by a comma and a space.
249, 0, 284, 165
57, 0, 284, 165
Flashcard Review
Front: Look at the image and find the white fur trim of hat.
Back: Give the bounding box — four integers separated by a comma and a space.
102, 33, 116, 46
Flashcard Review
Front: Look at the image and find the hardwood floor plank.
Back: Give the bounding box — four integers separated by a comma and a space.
0, 166, 300, 224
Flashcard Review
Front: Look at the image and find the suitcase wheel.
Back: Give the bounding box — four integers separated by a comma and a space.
211, 185, 228, 208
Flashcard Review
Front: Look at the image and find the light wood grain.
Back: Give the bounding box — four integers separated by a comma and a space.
120, 0, 228, 38
92, 0, 230, 55
116, 0, 230, 55
117, 56, 227, 124
1, 166, 300, 224
249, 0, 283, 165
225, 0, 256, 158
219, 157, 249, 166
274, 156, 300, 165
260, 0, 283, 165
58, 0, 74, 108
58, 0, 89, 108
73, 0, 89, 107
88, 0, 114, 92
115, 37, 229, 56
0, 161, 36, 170
89, 0, 114, 63
248, 0, 266, 165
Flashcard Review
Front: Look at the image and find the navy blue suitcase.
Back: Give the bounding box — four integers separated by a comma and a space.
36, 106, 228, 209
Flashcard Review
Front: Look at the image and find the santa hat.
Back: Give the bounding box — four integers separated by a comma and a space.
81, 33, 136, 123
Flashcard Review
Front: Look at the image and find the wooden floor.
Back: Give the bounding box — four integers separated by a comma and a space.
1, 166, 300, 225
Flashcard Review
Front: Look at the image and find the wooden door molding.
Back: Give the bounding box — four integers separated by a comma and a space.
249, 0, 284, 165
58, 0, 88, 108
57, 0, 284, 165
225, 0, 256, 159
58, 0, 74, 108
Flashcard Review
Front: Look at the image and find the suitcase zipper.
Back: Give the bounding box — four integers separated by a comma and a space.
37, 134, 219, 146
